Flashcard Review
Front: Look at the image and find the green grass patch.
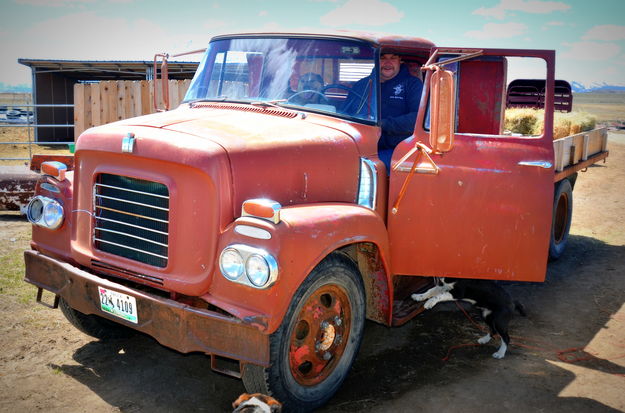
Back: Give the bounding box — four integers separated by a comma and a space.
0, 249, 35, 304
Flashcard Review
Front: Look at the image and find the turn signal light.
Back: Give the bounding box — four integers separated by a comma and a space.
41, 161, 67, 181
242, 199, 281, 224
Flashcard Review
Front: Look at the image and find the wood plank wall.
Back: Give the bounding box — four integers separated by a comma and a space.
73, 79, 191, 139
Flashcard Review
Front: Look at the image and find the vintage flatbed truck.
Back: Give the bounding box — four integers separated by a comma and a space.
23, 31, 608, 411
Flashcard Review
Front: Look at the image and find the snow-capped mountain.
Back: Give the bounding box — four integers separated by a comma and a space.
571, 81, 625, 93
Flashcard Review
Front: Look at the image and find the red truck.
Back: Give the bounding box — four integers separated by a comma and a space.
24, 31, 608, 411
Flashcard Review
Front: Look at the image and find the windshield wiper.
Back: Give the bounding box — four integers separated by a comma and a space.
249, 99, 287, 108
187, 96, 228, 106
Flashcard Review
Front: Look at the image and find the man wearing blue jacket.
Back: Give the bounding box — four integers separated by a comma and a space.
344, 53, 423, 172
378, 53, 423, 171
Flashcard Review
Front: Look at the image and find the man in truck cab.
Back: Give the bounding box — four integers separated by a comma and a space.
344, 52, 423, 171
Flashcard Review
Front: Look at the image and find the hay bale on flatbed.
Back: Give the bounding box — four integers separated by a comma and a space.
504, 108, 596, 139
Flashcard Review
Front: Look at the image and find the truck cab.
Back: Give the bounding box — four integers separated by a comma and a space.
24, 32, 577, 411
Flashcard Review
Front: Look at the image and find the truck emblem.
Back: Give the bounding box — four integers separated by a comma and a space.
121, 133, 135, 153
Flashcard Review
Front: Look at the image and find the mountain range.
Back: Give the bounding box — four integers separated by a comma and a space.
571, 81, 625, 93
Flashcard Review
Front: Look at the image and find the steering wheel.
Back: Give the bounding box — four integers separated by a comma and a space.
287, 89, 328, 104
323, 84, 370, 115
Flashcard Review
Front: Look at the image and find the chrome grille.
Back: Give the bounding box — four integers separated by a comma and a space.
94, 174, 169, 268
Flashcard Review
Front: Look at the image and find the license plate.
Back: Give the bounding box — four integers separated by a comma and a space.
98, 286, 138, 324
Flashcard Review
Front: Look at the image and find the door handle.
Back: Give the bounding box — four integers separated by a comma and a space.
518, 161, 552, 169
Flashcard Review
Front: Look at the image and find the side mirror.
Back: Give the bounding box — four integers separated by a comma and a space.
429, 69, 456, 153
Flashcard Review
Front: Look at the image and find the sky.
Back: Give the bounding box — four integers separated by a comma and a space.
0, 0, 624, 88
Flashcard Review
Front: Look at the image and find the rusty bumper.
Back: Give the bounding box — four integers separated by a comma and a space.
24, 250, 269, 367
0, 166, 38, 212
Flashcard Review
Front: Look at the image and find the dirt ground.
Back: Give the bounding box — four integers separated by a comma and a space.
0, 134, 624, 413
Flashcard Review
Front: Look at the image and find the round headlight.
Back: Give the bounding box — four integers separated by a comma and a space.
220, 248, 244, 280
246, 254, 270, 287
43, 200, 64, 229
27, 197, 44, 224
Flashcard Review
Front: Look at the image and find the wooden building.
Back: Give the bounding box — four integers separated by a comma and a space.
18, 59, 199, 142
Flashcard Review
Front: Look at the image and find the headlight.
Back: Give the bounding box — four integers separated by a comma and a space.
27, 196, 64, 230
27, 197, 44, 223
219, 244, 278, 288
246, 254, 270, 287
43, 201, 64, 229
219, 248, 244, 280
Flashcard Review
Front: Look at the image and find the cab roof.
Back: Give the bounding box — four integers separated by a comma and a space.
211, 30, 436, 55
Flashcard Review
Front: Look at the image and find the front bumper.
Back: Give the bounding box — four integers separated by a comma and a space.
24, 250, 269, 367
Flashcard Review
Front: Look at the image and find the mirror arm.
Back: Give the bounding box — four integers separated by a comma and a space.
423, 49, 484, 71
153, 52, 170, 112
391, 142, 440, 215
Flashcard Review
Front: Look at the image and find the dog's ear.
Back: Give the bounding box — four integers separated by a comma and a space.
232, 393, 253, 409
258, 394, 282, 412
232, 394, 245, 409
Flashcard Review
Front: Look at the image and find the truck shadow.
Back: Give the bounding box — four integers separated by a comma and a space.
324, 234, 625, 412
51, 234, 624, 412
49, 334, 245, 412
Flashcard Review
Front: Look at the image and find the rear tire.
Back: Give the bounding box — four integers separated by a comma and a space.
549, 178, 573, 261
242, 254, 365, 412
59, 298, 134, 340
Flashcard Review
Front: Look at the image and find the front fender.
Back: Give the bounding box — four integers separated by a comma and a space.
204, 203, 391, 334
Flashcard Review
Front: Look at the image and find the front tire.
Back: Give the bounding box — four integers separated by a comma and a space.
59, 298, 134, 340
242, 254, 365, 411
549, 178, 573, 261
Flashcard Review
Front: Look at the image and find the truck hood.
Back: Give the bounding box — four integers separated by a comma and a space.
117, 104, 361, 211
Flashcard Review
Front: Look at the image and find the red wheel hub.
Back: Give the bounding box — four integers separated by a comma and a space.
288, 285, 352, 386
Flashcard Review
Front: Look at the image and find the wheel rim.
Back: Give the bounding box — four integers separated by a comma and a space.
554, 191, 569, 244
288, 284, 352, 386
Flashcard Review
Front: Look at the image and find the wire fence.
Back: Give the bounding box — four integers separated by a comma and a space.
0, 103, 74, 162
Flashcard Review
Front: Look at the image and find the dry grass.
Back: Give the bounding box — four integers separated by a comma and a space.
572, 92, 625, 123
504, 108, 597, 139
0, 126, 70, 166
0, 93, 30, 106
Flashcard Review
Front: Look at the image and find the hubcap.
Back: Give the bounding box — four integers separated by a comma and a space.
288, 285, 351, 386
554, 192, 569, 244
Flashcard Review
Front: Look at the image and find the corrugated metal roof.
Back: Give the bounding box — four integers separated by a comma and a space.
17, 59, 199, 81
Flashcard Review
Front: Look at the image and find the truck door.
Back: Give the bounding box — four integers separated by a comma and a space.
387, 49, 555, 282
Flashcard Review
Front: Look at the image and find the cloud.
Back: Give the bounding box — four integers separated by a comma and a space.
582, 25, 625, 41
320, 0, 404, 27
473, 0, 570, 20
14, 0, 95, 6
465, 22, 528, 39
542, 21, 565, 30
560, 41, 621, 61
203, 18, 228, 30
9, 12, 211, 61
258, 10, 268, 17
260, 21, 283, 32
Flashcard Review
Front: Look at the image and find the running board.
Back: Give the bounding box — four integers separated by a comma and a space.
391, 276, 435, 326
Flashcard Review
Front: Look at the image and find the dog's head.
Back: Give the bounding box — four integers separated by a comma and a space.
232, 393, 282, 413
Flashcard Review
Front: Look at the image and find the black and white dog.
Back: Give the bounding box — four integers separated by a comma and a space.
411, 278, 526, 359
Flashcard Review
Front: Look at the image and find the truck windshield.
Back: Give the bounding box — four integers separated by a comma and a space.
184, 37, 378, 123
